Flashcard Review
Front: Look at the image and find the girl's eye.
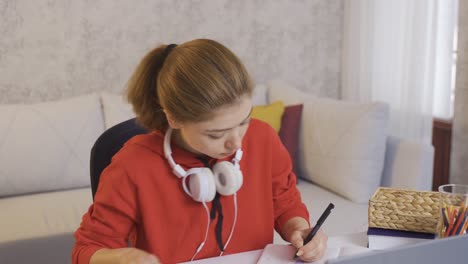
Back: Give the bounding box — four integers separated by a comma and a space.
207, 134, 223, 140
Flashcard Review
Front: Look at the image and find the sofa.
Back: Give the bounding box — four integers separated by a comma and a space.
0, 80, 434, 263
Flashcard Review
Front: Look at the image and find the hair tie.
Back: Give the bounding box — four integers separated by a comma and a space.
163, 44, 177, 59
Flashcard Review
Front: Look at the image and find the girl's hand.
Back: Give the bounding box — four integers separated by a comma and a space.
290, 228, 328, 262
115, 248, 160, 264
90, 247, 160, 264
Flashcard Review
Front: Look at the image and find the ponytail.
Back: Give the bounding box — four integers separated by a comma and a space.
126, 44, 174, 131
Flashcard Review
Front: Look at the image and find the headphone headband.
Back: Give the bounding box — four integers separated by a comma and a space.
163, 128, 242, 257
163, 128, 242, 178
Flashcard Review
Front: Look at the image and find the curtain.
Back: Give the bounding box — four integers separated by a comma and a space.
433, 0, 459, 119
450, 0, 468, 184
342, 0, 458, 145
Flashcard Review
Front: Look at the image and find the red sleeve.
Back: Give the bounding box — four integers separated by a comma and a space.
269, 126, 310, 236
72, 162, 139, 264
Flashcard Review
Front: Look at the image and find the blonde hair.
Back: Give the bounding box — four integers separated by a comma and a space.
126, 39, 254, 131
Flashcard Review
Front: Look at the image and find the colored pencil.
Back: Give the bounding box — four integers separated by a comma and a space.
461, 215, 468, 234
442, 207, 449, 228
455, 210, 468, 235
445, 206, 457, 237
450, 206, 466, 236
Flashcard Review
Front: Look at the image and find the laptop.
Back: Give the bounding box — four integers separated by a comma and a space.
326, 234, 468, 264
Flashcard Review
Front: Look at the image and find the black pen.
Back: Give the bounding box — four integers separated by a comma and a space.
293, 203, 335, 260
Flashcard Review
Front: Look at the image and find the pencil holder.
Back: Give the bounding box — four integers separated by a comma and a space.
437, 184, 468, 238
368, 187, 439, 234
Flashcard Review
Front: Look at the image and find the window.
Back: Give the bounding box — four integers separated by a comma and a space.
432, 0, 459, 120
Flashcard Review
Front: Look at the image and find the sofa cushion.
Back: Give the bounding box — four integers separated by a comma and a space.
0, 94, 104, 197
0, 188, 92, 243
274, 180, 369, 244
296, 180, 369, 236
268, 80, 389, 203
279, 104, 303, 176
381, 136, 434, 191
251, 101, 285, 132
101, 92, 134, 129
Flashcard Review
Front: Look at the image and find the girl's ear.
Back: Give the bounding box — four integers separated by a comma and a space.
164, 110, 183, 129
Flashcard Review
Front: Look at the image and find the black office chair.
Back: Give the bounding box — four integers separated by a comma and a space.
90, 118, 148, 200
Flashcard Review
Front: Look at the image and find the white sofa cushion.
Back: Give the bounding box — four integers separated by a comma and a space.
0, 188, 92, 243
101, 92, 134, 129
267, 80, 389, 203
0, 94, 104, 197
297, 180, 369, 236
274, 180, 369, 244
381, 136, 434, 191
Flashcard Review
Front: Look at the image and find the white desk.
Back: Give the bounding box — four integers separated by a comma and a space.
181, 232, 368, 264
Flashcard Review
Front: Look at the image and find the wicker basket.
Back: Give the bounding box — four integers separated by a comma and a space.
368, 187, 440, 234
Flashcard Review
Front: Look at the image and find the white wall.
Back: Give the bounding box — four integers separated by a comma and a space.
0, 0, 343, 104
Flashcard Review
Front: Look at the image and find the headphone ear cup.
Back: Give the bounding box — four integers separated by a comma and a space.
212, 161, 243, 196
187, 168, 216, 202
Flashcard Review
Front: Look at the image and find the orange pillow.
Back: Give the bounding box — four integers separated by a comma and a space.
251, 101, 285, 132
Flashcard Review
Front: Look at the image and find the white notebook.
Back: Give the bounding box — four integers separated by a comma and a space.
256, 244, 373, 264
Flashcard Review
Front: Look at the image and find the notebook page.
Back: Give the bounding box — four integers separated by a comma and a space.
180, 249, 262, 264
338, 246, 374, 257
256, 244, 341, 264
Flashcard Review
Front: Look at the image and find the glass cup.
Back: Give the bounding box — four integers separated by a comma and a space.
437, 184, 468, 238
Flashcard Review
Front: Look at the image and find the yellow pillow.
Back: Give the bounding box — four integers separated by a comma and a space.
251, 101, 285, 132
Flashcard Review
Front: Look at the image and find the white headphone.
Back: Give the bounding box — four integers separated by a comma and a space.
163, 128, 243, 202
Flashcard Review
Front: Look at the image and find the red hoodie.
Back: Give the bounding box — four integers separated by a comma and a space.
72, 119, 309, 263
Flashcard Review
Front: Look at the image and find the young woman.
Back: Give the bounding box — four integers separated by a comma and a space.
72, 39, 327, 264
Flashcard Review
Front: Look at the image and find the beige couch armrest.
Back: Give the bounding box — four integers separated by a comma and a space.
381, 136, 434, 191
